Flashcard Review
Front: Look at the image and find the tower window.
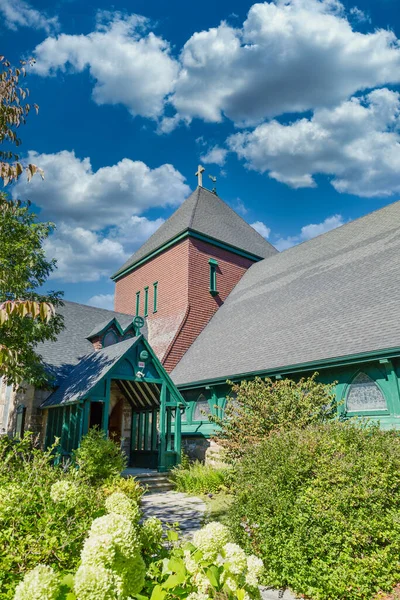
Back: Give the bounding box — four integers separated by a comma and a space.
208, 259, 218, 296
135, 291, 140, 316
153, 282, 158, 313
144, 286, 149, 317
346, 372, 387, 412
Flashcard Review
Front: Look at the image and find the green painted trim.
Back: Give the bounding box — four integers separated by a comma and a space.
209, 260, 218, 296
135, 291, 140, 317
144, 286, 149, 317
153, 281, 158, 313
176, 346, 400, 390
111, 229, 263, 281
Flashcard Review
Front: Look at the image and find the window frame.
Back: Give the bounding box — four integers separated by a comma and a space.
102, 330, 118, 347
153, 281, 158, 313
144, 286, 149, 317
344, 370, 389, 417
135, 291, 140, 316
208, 258, 219, 296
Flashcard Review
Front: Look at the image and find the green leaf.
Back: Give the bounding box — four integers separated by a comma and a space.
61, 574, 74, 589
236, 589, 246, 600
150, 585, 167, 600
206, 566, 219, 588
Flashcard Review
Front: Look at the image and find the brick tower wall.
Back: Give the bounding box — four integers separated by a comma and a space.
162, 238, 254, 372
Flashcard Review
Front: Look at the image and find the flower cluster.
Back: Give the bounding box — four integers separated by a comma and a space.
105, 490, 140, 522
141, 516, 163, 553
49, 480, 79, 507
75, 492, 145, 599
192, 521, 231, 561
14, 565, 60, 600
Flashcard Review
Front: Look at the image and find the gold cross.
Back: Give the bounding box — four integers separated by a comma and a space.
195, 164, 205, 187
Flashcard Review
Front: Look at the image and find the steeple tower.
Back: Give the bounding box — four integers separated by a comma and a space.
112, 176, 277, 372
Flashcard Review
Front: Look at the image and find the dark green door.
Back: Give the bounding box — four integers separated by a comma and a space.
130, 409, 158, 469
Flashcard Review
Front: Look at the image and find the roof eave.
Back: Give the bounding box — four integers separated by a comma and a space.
174, 345, 400, 390
111, 229, 268, 282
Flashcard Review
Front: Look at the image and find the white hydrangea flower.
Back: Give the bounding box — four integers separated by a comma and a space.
246, 554, 264, 588
105, 492, 140, 522
80, 533, 115, 567
191, 572, 210, 594
223, 576, 238, 593
192, 522, 231, 561
186, 592, 209, 600
183, 550, 198, 575
88, 512, 140, 557
222, 543, 247, 575
50, 480, 78, 507
74, 564, 122, 600
14, 564, 60, 600
117, 554, 146, 597
141, 516, 163, 549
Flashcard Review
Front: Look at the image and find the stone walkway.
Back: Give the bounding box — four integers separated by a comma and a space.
141, 490, 206, 536
141, 491, 298, 599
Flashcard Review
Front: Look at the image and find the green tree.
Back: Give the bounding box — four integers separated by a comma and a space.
211, 374, 337, 460
0, 193, 63, 385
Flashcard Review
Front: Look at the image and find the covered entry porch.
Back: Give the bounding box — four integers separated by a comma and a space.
42, 335, 186, 472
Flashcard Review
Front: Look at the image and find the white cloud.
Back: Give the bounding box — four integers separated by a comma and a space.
275, 214, 344, 250
44, 224, 128, 282
0, 0, 59, 32
13, 150, 190, 229
228, 88, 400, 197
349, 6, 370, 24
44, 215, 164, 283
200, 145, 228, 166
87, 293, 115, 310
251, 220, 271, 238
170, 0, 400, 126
12, 150, 182, 282
32, 13, 179, 119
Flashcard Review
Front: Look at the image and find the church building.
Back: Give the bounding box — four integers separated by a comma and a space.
2, 168, 400, 469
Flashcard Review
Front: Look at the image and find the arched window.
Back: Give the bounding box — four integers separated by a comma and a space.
346, 372, 387, 412
103, 331, 118, 347
193, 394, 211, 421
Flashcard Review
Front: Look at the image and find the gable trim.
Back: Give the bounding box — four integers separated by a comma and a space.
111, 230, 265, 282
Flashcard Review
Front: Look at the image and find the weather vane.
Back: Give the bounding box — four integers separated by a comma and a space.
195, 165, 205, 187
209, 174, 217, 195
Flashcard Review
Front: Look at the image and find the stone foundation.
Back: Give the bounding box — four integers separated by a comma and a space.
182, 436, 226, 466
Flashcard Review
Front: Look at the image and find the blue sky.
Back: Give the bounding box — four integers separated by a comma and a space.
2, 0, 400, 310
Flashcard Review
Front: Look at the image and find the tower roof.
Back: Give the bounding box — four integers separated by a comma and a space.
112, 187, 277, 280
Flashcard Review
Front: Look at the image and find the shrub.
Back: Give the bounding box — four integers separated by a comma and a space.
102, 475, 144, 504
72, 427, 126, 483
211, 374, 337, 460
170, 460, 232, 494
15, 498, 264, 600
229, 421, 400, 600
0, 434, 106, 599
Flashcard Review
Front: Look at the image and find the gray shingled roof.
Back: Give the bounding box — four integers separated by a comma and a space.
36, 301, 136, 381
41, 337, 138, 407
112, 187, 277, 279
171, 200, 400, 386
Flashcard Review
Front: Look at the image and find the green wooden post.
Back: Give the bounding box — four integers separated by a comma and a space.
81, 400, 90, 439
174, 405, 182, 465
144, 412, 150, 450
151, 409, 158, 451
380, 359, 400, 415
131, 412, 138, 454
102, 378, 111, 435
138, 412, 144, 450
158, 383, 167, 472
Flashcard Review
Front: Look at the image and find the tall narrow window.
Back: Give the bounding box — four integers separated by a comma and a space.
346, 372, 387, 412
193, 394, 212, 421
153, 282, 158, 313
209, 258, 218, 296
144, 286, 149, 317
135, 291, 140, 316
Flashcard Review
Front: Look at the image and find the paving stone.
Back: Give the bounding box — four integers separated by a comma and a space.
141, 490, 206, 536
